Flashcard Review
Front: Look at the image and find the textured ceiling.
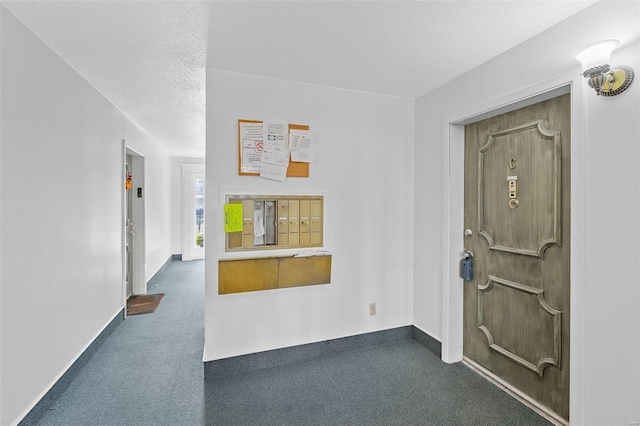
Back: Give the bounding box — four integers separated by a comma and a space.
208, 1, 597, 99
3, 1, 599, 158
3, 0, 210, 158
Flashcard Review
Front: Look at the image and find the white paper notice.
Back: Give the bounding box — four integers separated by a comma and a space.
290, 133, 316, 163
288, 132, 304, 150
261, 121, 290, 167
259, 163, 288, 182
254, 209, 265, 245
239, 121, 264, 173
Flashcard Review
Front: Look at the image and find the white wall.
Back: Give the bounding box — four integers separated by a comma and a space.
0, 6, 4, 423
582, 38, 639, 425
414, 1, 639, 424
1, 8, 122, 425
0, 8, 174, 425
205, 70, 414, 360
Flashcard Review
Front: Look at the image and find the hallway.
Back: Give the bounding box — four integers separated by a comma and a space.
23, 260, 206, 425
23, 260, 550, 425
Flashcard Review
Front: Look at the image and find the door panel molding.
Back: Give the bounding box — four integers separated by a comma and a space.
478, 120, 562, 258
477, 275, 562, 377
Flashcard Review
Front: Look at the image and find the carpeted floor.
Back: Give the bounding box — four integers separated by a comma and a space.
22, 260, 551, 426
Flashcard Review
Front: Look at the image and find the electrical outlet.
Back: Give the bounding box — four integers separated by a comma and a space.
369, 303, 377, 316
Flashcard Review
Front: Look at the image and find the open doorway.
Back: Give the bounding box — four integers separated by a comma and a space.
193, 176, 205, 259
181, 164, 205, 261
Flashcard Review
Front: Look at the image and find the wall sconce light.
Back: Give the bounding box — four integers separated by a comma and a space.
574, 39, 634, 97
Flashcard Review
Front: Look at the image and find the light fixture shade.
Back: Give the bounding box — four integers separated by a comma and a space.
574, 39, 619, 72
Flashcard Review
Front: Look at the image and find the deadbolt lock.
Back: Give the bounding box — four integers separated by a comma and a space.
507, 176, 519, 209
507, 176, 518, 198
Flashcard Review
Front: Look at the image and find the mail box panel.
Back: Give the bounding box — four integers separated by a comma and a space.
277, 200, 289, 232
278, 232, 289, 246
228, 231, 242, 248
288, 230, 299, 246
310, 230, 322, 246
241, 200, 255, 247
242, 234, 254, 247
310, 199, 323, 245
218, 258, 279, 294
225, 195, 323, 251
299, 233, 310, 246
299, 200, 311, 245
278, 232, 289, 245
299, 200, 310, 231
288, 199, 300, 245
227, 200, 243, 249
277, 200, 289, 246
241, 200, 254, 235
288, 200, 299, 232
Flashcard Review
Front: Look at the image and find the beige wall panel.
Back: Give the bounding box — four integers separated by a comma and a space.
218, 258, 279, 294
219, 256, 331, 294
278, 256, 332, 288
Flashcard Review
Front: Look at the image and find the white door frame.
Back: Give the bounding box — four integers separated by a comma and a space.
121, 140, 127, 307
122, 145, 146, 297
181, 164, 205, 261
440, 72, 587, 423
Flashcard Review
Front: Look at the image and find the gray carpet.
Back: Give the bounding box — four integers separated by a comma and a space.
22, 260, 551, 426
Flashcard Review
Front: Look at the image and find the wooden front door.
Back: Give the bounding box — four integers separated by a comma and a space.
463, 94, 570, 422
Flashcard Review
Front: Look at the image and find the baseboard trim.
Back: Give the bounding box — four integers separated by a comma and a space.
205, 326, 418, 379
146, 255, 175, 291
411, 325, 442, 358
462, 356, 568, 426
18, 308, 125, 426
205, 325, 443, 380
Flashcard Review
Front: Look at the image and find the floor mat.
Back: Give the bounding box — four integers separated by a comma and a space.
126, 293, 165, 315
